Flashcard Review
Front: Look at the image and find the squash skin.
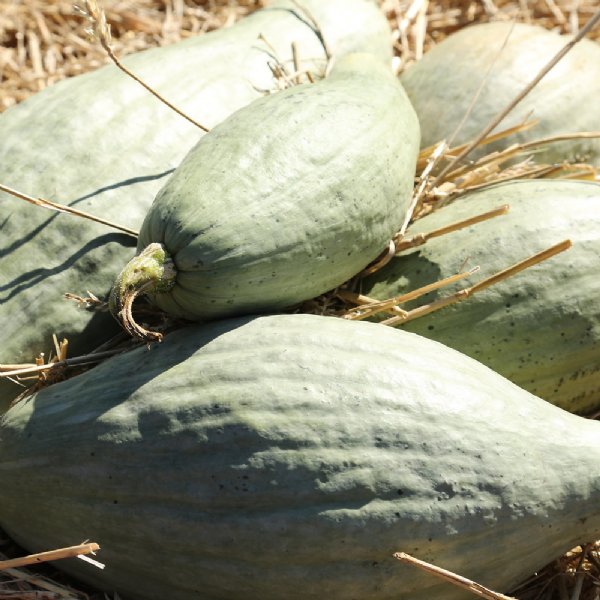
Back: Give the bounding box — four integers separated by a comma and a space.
0, 0, 393, 410
362, 179, 600, 415
1, 313, 600, 599
400, 22, 600, 164
129, 53, 420, 322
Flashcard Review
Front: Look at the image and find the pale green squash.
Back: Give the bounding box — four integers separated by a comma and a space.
0, 0, 392, 410
362, 179, 600, 415
1, 314, 599, 599
110, 53, 420, 329
400, 22, 600, 164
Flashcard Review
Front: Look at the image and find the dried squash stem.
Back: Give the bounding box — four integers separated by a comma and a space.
109, 243, 177, 342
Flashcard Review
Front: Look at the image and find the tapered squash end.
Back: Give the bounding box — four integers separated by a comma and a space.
109, 243, 177, 342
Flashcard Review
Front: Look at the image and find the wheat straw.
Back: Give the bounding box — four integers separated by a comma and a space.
0, 183, 138, 237
75, 0, 211, 131
0, 544, 100, 571
431, 6, 600, 186
394, 552, 517, 600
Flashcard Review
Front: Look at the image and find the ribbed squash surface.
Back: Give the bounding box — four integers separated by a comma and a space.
363, 180, 600, 414
0, 0, 392, 409
134, 53, 419, 320
400, 22, 600, 164
1, 314, 599, 599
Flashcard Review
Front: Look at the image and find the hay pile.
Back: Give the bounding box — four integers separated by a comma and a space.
1, 1, 599, 599
0, 0, 260, 111
2, 0, 600, 111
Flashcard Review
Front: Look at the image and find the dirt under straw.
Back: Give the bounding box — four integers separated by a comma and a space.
1, 1, 600, 599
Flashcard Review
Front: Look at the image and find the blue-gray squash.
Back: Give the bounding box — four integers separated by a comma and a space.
0, 0, 393, 410
400, 22, 600, 164
361, 179, 600, 415
109, 52, 420, 338
0, 313, 599, 599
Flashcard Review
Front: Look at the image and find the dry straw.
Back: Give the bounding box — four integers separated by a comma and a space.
394, 552, 517, 600
73, 0, 210, 131
0, 0, 261, 112
0, 543, 101, 571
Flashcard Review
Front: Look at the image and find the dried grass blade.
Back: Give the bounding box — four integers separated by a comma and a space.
75, 0, 209, 131
453, 165, 557, 196
445, 132, 600, 187
481, 0, 499, 15
0, 590, 60, 599
400, 140, 448, 235
416, 120, 538, 173
431, 6, 600, 186
443, 144, 526, 182
570, 543, 592, 600
412, 0, 428, 61
469, 239, 571, 295
449, 119, 539, 155
359, 240, 397, 277
342, 267, 479, 320
337, 290, 405, 316
394, 552, 516, 600
550, 165, 598, 180
515, 130, 600, 153
0, 544, 99, 571
438, 135, 597, 194
1, 566, 80, 599
396, 0, 427, 70
382, 240, 571, 326
545, 0, 568, 24
290, 0, 332, 62
0, 183, 138, 237
446, 20, 516, 148
291, 41, 301, 84
0, 363, 36, 371
395, 205, 509, 252
0, 349, 127, 379
103, 45, 210, 131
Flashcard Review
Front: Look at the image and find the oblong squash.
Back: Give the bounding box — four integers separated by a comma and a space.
362, 179, 600, 415
0, 0, 392, 410
1, 314, 599, 600
400, 22, 600, 164
110, 53, 420, 331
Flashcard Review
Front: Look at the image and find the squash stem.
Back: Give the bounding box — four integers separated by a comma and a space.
109, 243, 177, 342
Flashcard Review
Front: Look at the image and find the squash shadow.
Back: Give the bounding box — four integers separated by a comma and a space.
0, 232, 135, 303
0, 168, 173, 259
360, 250, 446, 311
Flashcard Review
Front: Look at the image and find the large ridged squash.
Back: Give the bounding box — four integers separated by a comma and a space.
0, 0, 392, 410
400, 22, 600, 164
1, 314, 599, 599
362, 179, 600, 415
110, 53, 420, 327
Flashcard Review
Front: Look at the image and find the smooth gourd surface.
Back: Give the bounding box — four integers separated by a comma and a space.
400, 22, 600, 164
1, 314, 599, 600
0, 0, 392, 410
137, 53, 420, 320
363, 179, 600, 415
